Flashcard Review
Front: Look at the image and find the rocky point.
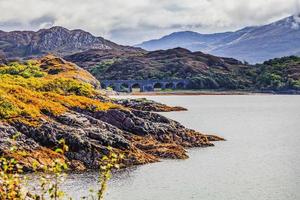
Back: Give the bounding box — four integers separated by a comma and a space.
0, 55, 224, 171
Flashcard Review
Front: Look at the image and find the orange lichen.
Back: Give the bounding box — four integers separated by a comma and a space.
3, 147, 66, 171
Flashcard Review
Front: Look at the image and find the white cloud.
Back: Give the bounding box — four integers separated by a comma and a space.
0, 0, 299, 44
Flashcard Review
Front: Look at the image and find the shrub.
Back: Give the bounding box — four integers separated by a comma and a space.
0, 59, 120, 124
0, 137, 123, 200
0, 62, 46, 78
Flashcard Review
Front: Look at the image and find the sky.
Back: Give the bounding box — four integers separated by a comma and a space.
0, 0, 299, 45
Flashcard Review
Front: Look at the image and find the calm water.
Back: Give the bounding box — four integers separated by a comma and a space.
62, 95, 300, 200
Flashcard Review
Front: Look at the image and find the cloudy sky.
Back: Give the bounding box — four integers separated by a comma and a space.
0, 0, 299, 45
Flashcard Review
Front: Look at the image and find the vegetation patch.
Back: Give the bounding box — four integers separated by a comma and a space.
66, 49, 300, 92
0, 56, 120, 124
245, 56, 300, 91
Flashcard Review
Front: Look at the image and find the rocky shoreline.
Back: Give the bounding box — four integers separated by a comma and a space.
112, 98, 187, 112
0, 99, 223, 171
0, 56, 224, 172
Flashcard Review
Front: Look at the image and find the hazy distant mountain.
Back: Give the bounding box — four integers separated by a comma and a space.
136, 15, 300, 63
0, 26, 139, 59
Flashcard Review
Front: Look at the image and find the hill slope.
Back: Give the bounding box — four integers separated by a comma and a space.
65, 47, 252, 89
65, 48, 300, 92
136, 15, 300, 63
245, 56, 300, 91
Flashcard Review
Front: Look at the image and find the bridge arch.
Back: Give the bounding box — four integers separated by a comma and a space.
153, 82, 163, 91
131, 83, 142, 92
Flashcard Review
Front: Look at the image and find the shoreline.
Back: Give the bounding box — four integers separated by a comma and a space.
107, 90, 272, 96
106, 89, 300, 96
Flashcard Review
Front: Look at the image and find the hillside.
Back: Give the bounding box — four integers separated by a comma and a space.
245, 56, 300, 91
0, 26, 141, 59
65, 47, 252, 90
136, 15, 300, 63
0, 55, 222, 170
65, 48, 300, 92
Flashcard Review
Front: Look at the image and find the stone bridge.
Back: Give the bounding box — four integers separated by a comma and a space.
101, 79, 190, 92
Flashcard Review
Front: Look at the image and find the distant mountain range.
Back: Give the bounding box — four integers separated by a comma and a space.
136, 15, 300, 63
1, 15, 299, 64
0, 26, 139, 59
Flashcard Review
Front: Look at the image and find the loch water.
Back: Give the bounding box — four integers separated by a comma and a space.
61, 95, 300, 200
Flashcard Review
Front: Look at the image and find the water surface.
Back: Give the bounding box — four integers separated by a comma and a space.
63, 95, 300, 200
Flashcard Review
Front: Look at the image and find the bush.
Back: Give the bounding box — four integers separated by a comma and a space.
0, 62, 46, 78
0, 138, 123, 200
0, 59, 120, 124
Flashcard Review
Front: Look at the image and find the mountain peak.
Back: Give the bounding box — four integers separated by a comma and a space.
137, 15, 300, 63
269, 15, 300, 29
48, 26, 68, 31
0, 26, 124, 58
37, 26, 97, 36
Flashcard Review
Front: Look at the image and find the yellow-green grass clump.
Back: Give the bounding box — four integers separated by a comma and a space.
0, 55, 119, 124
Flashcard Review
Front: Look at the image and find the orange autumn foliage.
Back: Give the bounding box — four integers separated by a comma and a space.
0, 56, 119, 124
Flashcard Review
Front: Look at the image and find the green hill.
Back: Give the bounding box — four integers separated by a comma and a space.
65, 48, 300, 93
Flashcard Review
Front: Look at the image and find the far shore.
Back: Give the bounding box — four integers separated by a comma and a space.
107, 90, 279, 96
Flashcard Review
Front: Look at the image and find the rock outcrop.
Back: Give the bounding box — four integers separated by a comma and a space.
112, 98, 187, 112
0, 55, 224, 171
0, 105, 224, 171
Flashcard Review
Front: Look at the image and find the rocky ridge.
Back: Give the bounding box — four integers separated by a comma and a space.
0, 26, 141, 59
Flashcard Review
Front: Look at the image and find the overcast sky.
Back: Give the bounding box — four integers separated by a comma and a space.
0, 0, 299, 45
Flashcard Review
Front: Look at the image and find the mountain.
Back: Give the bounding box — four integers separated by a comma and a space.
136, 31, 232, 51
136, 15, 300, 63
0, 26, 140, 59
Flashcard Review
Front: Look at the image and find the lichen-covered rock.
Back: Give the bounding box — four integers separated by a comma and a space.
113, 98, 187, 112
0, 123, 66, 171
0, 105, 224, 171
91, 109, 217, 147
